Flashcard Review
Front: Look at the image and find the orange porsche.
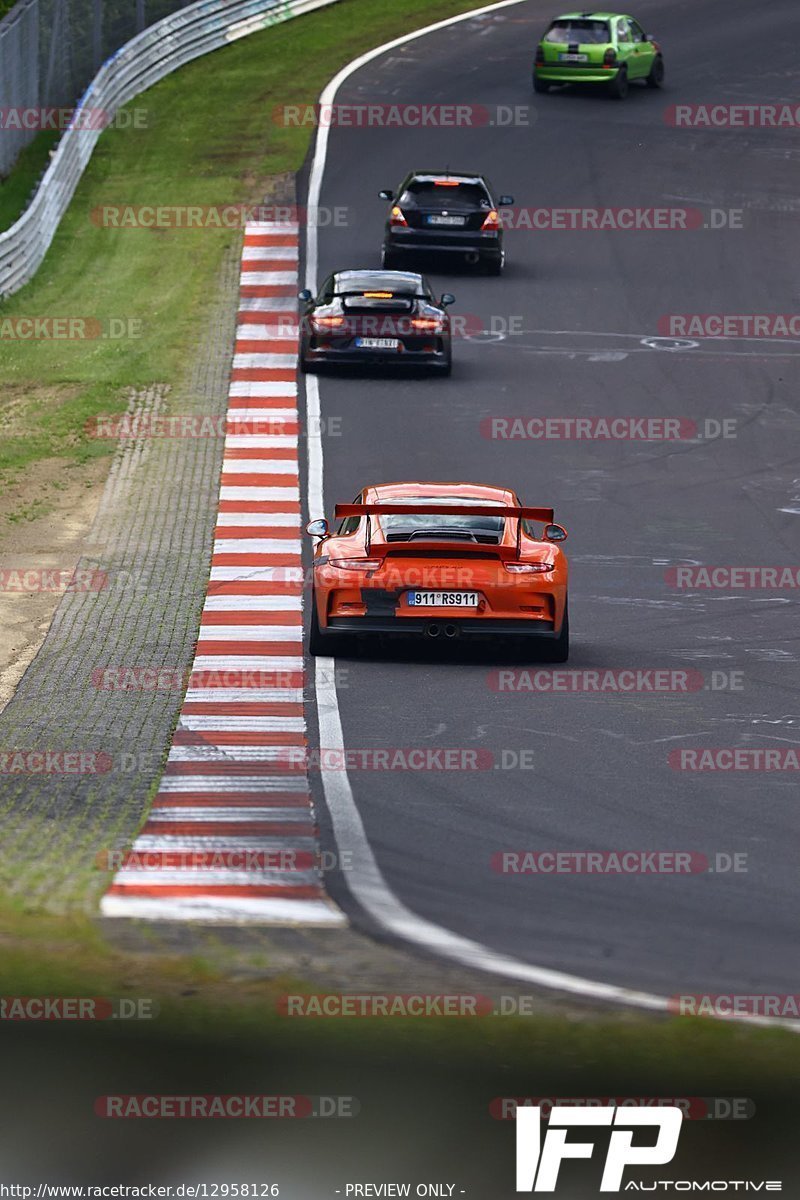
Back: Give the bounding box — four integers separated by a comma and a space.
305, 481, 569, 659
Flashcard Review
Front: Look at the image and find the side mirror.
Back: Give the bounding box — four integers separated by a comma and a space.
298, 289, 313, 303
499, 194, 514, 206
544, 523, 568, 543
306, 518, 329, 539
643, 33, 653, 42
379, 189, 394, 201
440, 293, 456, 307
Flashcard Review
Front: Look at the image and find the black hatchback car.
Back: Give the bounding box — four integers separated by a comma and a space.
379, 172, 513, 275
297, 270, 455, 376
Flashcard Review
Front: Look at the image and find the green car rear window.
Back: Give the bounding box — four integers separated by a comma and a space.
544, 20, 610, 44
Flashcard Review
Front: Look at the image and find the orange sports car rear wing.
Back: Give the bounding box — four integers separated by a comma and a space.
333, 503, 555, 523
333, 502, 556, 560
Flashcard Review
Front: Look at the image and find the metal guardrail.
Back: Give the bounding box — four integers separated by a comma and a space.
0, 0, 339, 299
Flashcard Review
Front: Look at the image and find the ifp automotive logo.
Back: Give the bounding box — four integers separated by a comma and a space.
514, 1105, 783, 1192
515, 1104, 682, 1192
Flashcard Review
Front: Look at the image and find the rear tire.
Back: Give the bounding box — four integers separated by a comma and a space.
381, 245, 401, 269
539, 601, 570, 663
309, 592, 354, 657
533, 75, 550, 94
298, 339, 318, 374
308, 597, 325, 655
484, 253, 504, 276
430, 353, 452, 377
646, 56, 664, 88
608, 67, 629, 99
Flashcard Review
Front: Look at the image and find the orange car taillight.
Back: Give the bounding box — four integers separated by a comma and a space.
411, 317, 444, 332
312, 315, 344, 329
504, 562, 554, 574
330, 559, 382, 571
481, 209, 500, 232
603, 47, 617, 66
390, 206, 408, 228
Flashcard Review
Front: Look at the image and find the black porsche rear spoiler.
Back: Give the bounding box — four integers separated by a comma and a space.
333, 503, 555, 559
339, 294, 417, 313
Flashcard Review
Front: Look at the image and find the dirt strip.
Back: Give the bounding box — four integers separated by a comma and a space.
0, 246, 240, 913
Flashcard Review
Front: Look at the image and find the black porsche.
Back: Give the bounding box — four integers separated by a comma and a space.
297, 270, 455, 376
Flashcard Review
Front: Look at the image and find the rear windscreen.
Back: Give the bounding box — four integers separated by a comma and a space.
400, 181, 491, 210
379, 498, 505, 542
335, 273, 426, 297
544, 20, 610, 44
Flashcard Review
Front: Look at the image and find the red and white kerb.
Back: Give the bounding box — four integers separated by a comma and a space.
101, 221, 344, 924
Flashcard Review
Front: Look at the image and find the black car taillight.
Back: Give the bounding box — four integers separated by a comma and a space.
603, 47, 617, 66
535, 46, 544, 65
311, 315, 344, 331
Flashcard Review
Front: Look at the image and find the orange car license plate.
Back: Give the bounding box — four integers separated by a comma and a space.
407, 591, 479, 607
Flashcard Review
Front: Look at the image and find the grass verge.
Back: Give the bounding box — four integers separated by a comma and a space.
0, 902, 798, 1087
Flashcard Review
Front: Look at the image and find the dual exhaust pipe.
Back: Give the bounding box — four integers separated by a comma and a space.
425, 622, 460, 640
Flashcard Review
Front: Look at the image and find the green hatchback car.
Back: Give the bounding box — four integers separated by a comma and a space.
534, 12, 664, 99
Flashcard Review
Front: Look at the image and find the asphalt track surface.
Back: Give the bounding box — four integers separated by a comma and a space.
304, 0, 800, 999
